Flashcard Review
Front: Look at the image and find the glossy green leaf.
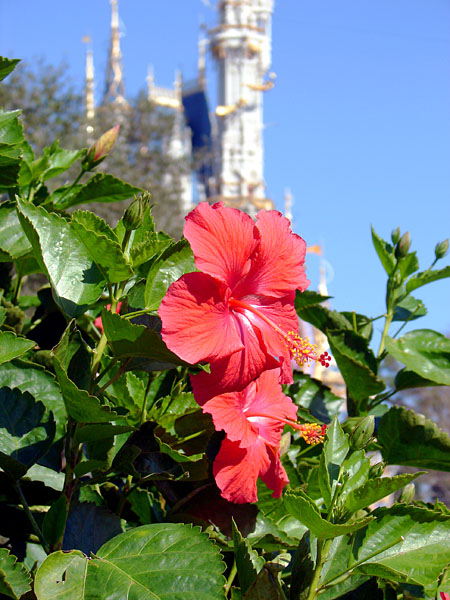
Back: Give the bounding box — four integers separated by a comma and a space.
284, 490, 372, 540
35, 523, 226, 600
371, 226, 395, 276
102, 311, 189, 366
397, 251, 419, 279
242, 555, 290, 600
0, 57, 20, 82
25, 464, 64, 492
0, 359, 66, 437
0, 548, 31, 600
287, 373, 343, 423
327, 330, 385, 400
62, 503, 123, 555
144, 239, 196, 310
130, 231, 173, 269
406, 265, 450, 293
232, 519, 264, 595
0, 109, 24, 191
295, 303, 353, 334
56, 173, 145, 210
318, 535, 369, 600
319, 417, 349, 508
74, 423, 133, 444
378, 405, 450, 471
39, 142, 83, 181
392, 295, 426, 322
394, 368, 440, 391
17, 198, 106, 317
295, 289, 331, 310
338, 450, 370, 506
340, 311, 373, 341
0, 387, 55, 478
71, 210, 133, 284
0, 202, 32, 260
385, 329, 450, 385
0, 331, 34, 365
353, 505, 450, 593
343, 472, 424, 514
53, 358, 119, 423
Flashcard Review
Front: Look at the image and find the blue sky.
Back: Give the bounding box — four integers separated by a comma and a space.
1, 0, 449, 339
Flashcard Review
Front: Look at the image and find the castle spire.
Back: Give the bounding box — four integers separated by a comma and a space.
82, 36, 95, 142
103, 0, 127, 106
209, 0, 275, 215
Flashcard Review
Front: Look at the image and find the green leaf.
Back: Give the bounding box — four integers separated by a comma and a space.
0, 202, 32, 260
130, 232, 173, 271
0, 331, 34, 365
35, 523, 226, 599
40, 142, 83, 181
394, 368, 440, 391
25, 464, 64, 492
295, 303, 353, 334
327, 330, 385, 401
144, 239, 197, 310
16, 198, 106, 318
397, 251, 419, 279
71, 210, 133, 284
319, 417, 349, 508
242, 555, 290, 600
284, 490, 373, 540
55, 173, 145, 210
406, 265, 450, 293
385, 329, 450, 385
53, 358, 119, 423
232, 519, 264, 595
287, 373, 343, 423
0, 387, 55, 478
42, 495, 67, 548
128, 488, 164, 525
318, 535, 369, 600
102, 311, 189, 366
295, 289, 331, 310
0, 548, 31, 600
338, 450, 370, 506
353, 505, 450, 593
378, 405, 450, 471
0, 359, 66, 438
343, 472, 424, 514
0, 109, 24, 191
340, 311, 373, 341
0, 57, 20, 82
392, 295, 426, 322
371, 226, 395, 276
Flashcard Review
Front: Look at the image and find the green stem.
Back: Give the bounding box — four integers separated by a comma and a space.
91, 331, 108, 380
93, 357, 119, 389
124, 308, 156, 320
117, 474, 133, 518
12, 262, 24, 304
138, 376, 153, 425
96, 358, 131, 395
14, 481, 50, 554
225, 560, 237, 596
306, 539, 332, 600
391, 302, 423, 339
56, 169, 84, 205
377, 311, 393, 359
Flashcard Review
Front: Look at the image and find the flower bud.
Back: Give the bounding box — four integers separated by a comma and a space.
123, 192, 151, 231
369, 461, 385, 478
349, 415, 374, 450
435, 239, 449, 261
399, 483, 415, 504
391, 227, 401, 245
82, 125, 120, 170
395, 231, 411, 259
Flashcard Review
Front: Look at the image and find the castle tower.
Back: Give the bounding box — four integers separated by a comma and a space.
82, 36, 95, 143
209, 0, 275, 214
103, 0, 128, 106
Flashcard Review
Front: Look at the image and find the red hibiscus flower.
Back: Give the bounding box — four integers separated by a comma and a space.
159, 202, 327, 396
204, 369, 297, 503
203, 369, 326, 503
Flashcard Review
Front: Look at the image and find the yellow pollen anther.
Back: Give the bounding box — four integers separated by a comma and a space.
283, 332, 330, 368
298, 423, 327, 445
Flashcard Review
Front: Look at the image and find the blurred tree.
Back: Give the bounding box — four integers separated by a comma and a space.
0, 59, 189, 237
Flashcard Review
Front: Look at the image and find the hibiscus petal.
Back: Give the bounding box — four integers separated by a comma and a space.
213, 436, 270, 504
235, 210, 310, 298
260, 447, 290, 499
190, 327, 279, 405
184, 202, 260, 290
159, 272, 243, 365
202, 383, 260, 447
